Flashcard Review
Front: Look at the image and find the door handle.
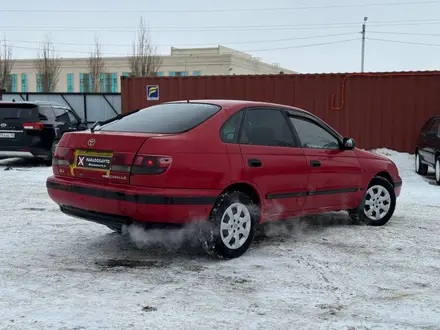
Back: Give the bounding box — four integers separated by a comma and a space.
310, 160, 321, 167
248, 159, 262, 167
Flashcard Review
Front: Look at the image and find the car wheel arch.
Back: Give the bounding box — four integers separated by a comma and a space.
220, 182, 262, 206
373, 171, 394, 187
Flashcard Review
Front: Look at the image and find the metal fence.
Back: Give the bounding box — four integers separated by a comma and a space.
1, 92, 121, 126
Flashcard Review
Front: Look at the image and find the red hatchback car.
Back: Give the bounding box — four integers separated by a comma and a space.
47, 100, 402, 259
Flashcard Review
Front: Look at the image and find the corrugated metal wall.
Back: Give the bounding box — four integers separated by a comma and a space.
121, 72, 440, 153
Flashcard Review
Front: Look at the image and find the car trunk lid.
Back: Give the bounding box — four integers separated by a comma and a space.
54, 131, 168, 184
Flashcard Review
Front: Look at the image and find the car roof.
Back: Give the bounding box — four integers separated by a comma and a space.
170, 99, 312, 115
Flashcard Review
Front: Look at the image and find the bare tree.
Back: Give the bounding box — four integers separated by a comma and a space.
129, 17, 162, 77
0, 38, 14, 91
89, 36, 106, 92
34, 36, 61, 92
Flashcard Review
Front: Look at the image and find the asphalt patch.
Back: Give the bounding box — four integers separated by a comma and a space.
96, 259, 169, 269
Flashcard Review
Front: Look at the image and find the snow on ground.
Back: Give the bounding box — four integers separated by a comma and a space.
1, 151, 440, 330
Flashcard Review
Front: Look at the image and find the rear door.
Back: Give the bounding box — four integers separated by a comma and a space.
238, 107, 308, 219
288, 114, 362, 212
0, 103, 39, 149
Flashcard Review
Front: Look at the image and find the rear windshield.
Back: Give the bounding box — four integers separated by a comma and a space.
98, 103, 221, 134
0, 104, 38, 120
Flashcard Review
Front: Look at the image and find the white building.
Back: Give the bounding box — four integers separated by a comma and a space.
6, 45, 295, 93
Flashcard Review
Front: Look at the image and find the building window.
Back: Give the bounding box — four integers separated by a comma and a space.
21, 74, 27, 92
169, 71, 188, 77
36, 74, 42, 92
121, 72, 130, 77
110, 73, 117, 92
80, 73, 96, 92
157, 71, 164, 76
100, 73, 106, 92
67, 73, 74, 93
7, 74, 17, 92
193, 71, 201, 76
96, 73, 118, 92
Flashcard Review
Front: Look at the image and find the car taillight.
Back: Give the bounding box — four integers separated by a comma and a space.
23, 122, 44, 130
110, 153, 133, 173
53, 147, 74, 167
131, 155, 172, 175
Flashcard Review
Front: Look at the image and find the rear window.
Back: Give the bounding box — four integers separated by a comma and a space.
0, 104, 38, 120
98, 103, 221, 134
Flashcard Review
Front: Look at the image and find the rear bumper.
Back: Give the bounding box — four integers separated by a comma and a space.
0, 147, 50, 159
46, 176, 220, 225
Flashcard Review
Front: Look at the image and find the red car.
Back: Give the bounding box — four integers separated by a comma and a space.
47, 100, 402, 259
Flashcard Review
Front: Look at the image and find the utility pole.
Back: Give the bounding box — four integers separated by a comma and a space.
361, 16, 368, 72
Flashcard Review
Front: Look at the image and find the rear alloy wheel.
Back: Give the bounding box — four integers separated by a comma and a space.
200, 191, 258, 259
415, 151, 428, 175
435, 158, 440, 185
356, 177, 396, 226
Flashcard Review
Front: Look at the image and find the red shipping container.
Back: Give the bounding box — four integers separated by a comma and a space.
121, 72, 440, 153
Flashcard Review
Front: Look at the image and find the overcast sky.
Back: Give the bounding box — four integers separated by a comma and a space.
1, 0, 439, 73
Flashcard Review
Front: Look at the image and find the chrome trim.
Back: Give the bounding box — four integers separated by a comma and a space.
0, 130, 23, 133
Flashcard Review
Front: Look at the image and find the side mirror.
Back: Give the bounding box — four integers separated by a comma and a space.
342, 137, 355, 150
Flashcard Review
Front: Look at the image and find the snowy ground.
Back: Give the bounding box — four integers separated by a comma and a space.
0, 150, 439, 330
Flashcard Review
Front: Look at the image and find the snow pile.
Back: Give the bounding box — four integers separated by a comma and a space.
0, 151, 439, 329
371, 148, 438, 205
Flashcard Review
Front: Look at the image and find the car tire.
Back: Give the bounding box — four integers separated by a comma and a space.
435, 157, 440, 185
415, 151, 428, 175
199, 191, 258, 259
353, 177, 396, 226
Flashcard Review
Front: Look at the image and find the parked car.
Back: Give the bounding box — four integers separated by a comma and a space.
46, 100, 402, 259
415, 115, 440, 185
0, 101, 87, 162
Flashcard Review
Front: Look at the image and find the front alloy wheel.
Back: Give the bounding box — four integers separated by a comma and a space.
352, 177, 396, 226
200, 191, 258, 259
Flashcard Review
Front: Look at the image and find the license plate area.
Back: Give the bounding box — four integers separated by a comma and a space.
0, 133, 15, 138
74, 150, 113, 171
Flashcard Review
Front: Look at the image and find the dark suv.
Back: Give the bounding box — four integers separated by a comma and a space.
0, 101, 87, 162
415, 115, 440, 185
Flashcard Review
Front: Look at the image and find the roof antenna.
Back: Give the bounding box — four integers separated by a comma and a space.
12, 99, 15, 102
187, 99, 189, 103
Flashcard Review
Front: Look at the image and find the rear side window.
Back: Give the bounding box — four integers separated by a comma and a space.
220, 111, 243, 143
53, 108, 70, 123
99, 103, 221, 134
38, 106, 55, 121
0, 104, 38, 120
